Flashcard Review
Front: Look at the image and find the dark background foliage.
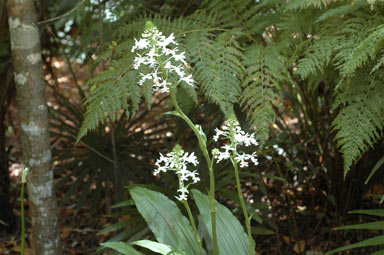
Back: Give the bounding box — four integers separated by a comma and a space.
1, 0, 384, 254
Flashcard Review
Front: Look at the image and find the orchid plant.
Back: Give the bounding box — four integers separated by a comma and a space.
102, 21, 259, 255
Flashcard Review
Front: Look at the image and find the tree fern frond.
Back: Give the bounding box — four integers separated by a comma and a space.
296, 36, 341, 79
77, 64, 140, 141
119, 14, 192, 40
315, 1, 366, 23
187, 31, 243, 117
286, 0, 335, 10
241, 44, 287, 144
371, 51, 384, 73
332, 71, 384, 176
176, 86, 196, 114
333, 16, 377, 73
340, 24, 384, 77
199, 0, 261, 37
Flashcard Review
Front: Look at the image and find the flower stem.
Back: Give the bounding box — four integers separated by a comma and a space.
183, 200, 204, 255
21, 180, 26, 255
232, 159, 254, 255
155, 52, 218, 255
169, 87, 219, 255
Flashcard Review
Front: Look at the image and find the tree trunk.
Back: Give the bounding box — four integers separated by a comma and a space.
6, 0, 62, 254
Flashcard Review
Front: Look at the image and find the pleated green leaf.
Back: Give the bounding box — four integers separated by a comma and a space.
334, 221, 384, 231
371, 248, 384, 255
130, 187, 201, 255
191, 189, 253, 255
101, 241, 143, 255
251, 227, 274, 235
349, 209, 384, 217
326, 235, 384, 255
131, 240, 186, 255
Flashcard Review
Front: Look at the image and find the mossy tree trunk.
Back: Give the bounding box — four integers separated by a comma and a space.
6, 0, 62, 254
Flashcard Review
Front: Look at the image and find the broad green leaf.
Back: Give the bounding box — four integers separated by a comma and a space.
251, 227, 274, 235
250, 210, 263, 224
97, 219, 134, 235
112, 200, 135, 208
349, 209, 384, 217
365, 155, 384, 184
131, 240, 186, 255
130, 187, 201, 255
371, 248, 384, 255
326, 235, 384, 255
334, 221, 384, 231
191, 189, 254, 255
198, 215, 214, 255
101, 241, 143, 255
97, 225, 148, 253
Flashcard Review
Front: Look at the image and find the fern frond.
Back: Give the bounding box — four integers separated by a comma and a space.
187, 31, 243, 117
241, 44, 287, 144
333, 15, 384, 73
340, 24, 384, 77
77, 61, 141, 141
315, 1, 366, 23
332, 71, 384, 176
199, 0, 263, 38
371, 51, 384, 73
296, 36, 341, 79
286, 0, 335, 10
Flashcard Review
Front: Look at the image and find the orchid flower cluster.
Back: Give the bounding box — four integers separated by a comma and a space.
213, 116, 259, 168
131, 21, 194, 93
154, 145, 200, 201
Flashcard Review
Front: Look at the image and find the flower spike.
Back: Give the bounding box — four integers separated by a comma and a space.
154, 145, 200, 201
213, 114, 259, 168
131, 21, 194, 93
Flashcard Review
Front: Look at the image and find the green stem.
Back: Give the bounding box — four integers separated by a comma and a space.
169, 87, 218, 255
21, 181, 25, 255
232, 159, 254, 255
183, 200, 203, 255
156, 54, 218, 254
154, 49, 218, 254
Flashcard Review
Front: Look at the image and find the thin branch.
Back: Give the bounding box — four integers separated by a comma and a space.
37, 0, 85, 25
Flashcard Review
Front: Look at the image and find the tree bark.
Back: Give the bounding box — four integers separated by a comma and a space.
6, 0, 62, 254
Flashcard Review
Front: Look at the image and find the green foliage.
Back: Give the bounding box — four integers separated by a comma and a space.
131, 240, 186, 255
332, 71, 384, 175
327, 209, 384, 255
340, 24, 384, 77
115, 187, 252, 255
188, 31, 243, 116
50, 82, 169, 211
130, 187, 201, 255
241, 44, 286, 144
101, 242, 143, 255
295, 36, 341, 79
287, 0, 384, 175
77, 61, 141, 140
192, 189, 254, 255
78, 0, 277, 143
77, 0, 384, 181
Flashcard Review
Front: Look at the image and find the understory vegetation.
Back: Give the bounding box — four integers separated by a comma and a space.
1, 0, 384, 254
